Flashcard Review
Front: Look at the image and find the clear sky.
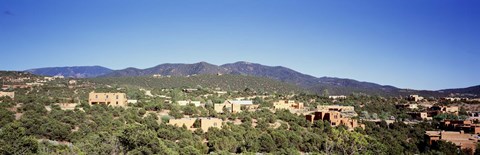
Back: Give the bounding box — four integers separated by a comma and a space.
1, 0, 479, 90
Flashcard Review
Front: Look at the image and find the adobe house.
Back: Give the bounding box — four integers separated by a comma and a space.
168, 117, 222, 132
273, 100, 304, 110
88, 92, 127, 107
306, 111, 362, 130
425, 130, 478, 153
214, 101, 243, 113
0, 91, 14, 99
441, 120, 480, 134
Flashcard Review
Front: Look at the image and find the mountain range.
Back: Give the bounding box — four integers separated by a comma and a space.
24, 61, 479, 97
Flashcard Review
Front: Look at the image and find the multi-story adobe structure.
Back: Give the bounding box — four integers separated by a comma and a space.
306, 111, 362, 130
425, 131, 478, 152
88, 92, 127, 107
168, 117, 222, 132
0, 91, 14, 99
273, 100, 304, 110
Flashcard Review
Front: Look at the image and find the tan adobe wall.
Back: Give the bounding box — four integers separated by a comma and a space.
0, 91, 15, 99
200, 118, 222, 131
89, 92, 127, 107
168, 118, 196, 129
214, 103, 241, 113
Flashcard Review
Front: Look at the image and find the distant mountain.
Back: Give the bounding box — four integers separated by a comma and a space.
26, 66, 113, 78
439, 85, 480, 98
102, 62, 228, 77
24, 62, 480, 97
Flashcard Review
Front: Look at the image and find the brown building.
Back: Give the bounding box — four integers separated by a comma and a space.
425, 131, 478, 152
306, 111, 361, 130
88, 92, 127, 107
168, 117, 222, 132
441, 120, 480, 134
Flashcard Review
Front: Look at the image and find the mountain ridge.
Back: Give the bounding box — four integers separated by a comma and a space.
23, 61, 479, 97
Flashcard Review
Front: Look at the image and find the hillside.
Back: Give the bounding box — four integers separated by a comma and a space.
26, 66, 113, 78
89, 74, 306, 94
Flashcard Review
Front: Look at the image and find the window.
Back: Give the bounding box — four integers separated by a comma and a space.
106, 95, 109, 98
95, 95, 98, 98
116, 101, 118, 105
116, 95, 119, 99
214, 123, 217, 126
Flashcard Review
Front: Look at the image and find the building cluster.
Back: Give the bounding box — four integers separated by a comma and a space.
441, 120, 480, 134
306, 105, 362, 130
443, 97, 480, 102
425, 130, 478, 152
404, 105, 459, 120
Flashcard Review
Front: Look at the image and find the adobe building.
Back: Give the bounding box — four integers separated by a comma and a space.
0, 91, 14, 99
306, 111, 362, 130
407, 112, 431, 120
441, 120, 480, 134
328, 95, 347, 100
88, 92, 127, 107
430, 105, 459, 115
317, 105, 358, 117
168, 117, 222, 132
407, 95, 424, 102
395, 103, 419, 110
425, 131, 478, 152
177, 100, 202, 107
214, 102, 241, 113
317, 105, 354, 112
54, 103, 78, 111
273, 100, 304, 110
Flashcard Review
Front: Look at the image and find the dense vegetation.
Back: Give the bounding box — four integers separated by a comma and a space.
0, 73, 477, 154
89, 75, 306, 95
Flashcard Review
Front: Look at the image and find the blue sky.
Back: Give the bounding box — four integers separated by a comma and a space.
1, 0, 479, 90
